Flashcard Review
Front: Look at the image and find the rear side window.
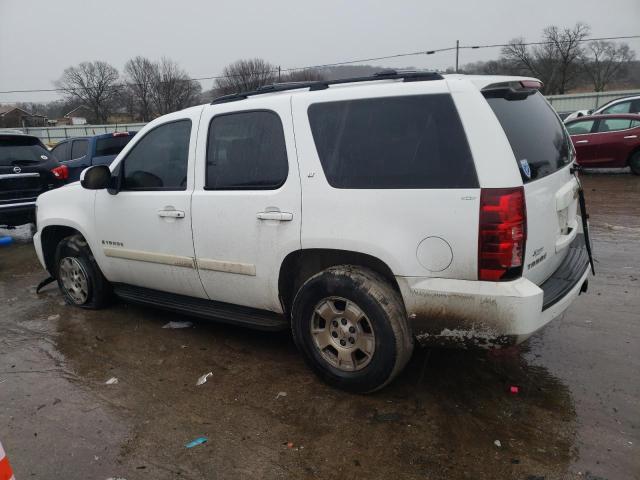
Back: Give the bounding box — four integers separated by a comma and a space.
71, 139, 88, 159
206, 111, 288, 190
597, 118, 633, 132
308, 94, 477, 189
486, 92, 571, 183
122, 120, 191, 191
96, 135, 133, 157
0, 135, 51, 166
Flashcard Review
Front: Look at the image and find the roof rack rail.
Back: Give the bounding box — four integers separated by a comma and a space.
211, 69, 443, 104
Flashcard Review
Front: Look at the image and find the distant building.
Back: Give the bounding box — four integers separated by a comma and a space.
0, 105, 48, 128
59, 105, 94, 125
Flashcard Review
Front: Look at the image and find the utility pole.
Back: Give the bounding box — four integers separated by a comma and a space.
455, 40, 460, 73
278, 66, 281, 82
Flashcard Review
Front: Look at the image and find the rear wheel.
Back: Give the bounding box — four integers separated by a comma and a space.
291, 266, 413, 393
629, 151, 640, 175
55, 234, 111, 309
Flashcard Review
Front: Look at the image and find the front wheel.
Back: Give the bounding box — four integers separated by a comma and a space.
55, 234, 111, 309
629, 151, 640, 175
291, 266, 413, 393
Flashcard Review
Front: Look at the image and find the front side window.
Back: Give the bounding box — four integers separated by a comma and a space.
566, 120, 595, 135
308, 94, 477, 189
71, 139, 88, 159
122, 120, 191, 191
598, 118, 633, 132
602, 101, 631, 114
206, 111, 288, 190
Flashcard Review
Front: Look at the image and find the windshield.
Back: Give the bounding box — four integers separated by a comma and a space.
95, 135, 133, 157
485, 91, 571, 183
0, 135, 51, 166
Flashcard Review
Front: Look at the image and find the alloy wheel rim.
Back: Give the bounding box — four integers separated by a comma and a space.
310, 296, 376, 372
59, 257, 89, 304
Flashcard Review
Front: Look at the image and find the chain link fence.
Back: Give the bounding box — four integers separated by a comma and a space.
546, 89, 640, 115
22, 122, 146, 146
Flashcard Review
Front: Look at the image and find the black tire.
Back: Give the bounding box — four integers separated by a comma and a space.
629, 151, 640, 175
291, 266, 413, 393
54, 234, 111, 309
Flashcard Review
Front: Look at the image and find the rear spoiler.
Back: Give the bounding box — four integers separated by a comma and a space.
482, 80, 543, 101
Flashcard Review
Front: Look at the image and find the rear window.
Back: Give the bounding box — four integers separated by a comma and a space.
486, 91, 571, 183
95, 135, 133, 157
307, 94, 478, 189
0, 135, 51, 166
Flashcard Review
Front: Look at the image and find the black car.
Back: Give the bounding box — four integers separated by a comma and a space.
0, 133, 68, 227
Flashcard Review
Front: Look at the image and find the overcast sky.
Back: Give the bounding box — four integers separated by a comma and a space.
1, 0, 639, 103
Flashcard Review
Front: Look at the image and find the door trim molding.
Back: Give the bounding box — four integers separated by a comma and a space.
103, 248, 256, 276
196, 258, 256, 276
103, 247, 196, 269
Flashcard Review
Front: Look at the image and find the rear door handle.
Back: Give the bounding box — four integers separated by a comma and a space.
575, 140, 589, 144
624, 135, 638, 139
158, 209, 185, 218
256, 211, 293, 221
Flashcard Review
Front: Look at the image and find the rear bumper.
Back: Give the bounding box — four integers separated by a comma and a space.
397, 235, 590, 348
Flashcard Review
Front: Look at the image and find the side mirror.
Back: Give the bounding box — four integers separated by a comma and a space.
80, 165, 111, 190
587, 109, 593, 114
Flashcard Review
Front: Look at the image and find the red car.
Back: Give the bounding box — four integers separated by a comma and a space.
565, 114, 640, 174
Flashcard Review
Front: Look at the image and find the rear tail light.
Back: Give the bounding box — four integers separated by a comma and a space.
478, 187, 526, 281
51, 164, 69, 180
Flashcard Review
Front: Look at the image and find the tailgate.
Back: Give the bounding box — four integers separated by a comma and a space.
485, 89, 577, 285
0, 135, 58, 205
0, 171, 44, 202
522, 168, 579, 284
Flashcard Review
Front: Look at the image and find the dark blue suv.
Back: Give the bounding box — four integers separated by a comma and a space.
51, 132, 137, 181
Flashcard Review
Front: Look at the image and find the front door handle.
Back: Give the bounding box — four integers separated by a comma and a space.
158, 209, 185, 218
624, 135, 638, 139
575, 140, 589, 144
256, 211, 293, 221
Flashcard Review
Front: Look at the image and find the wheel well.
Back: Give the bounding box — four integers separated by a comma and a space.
278, 249, 399, 316
40, 226, 82, 277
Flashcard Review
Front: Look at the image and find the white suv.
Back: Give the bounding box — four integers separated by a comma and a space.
33, 71, 593, 392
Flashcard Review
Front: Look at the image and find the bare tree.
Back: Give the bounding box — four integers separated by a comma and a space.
55, 61, 120, 123
581, 41, 635, 91
282, 68, 326, 82
501, 23, 590, 94
150, 57, 202, 115
124, 56, 156, 121
213, 58, 277, 95
546, 23, 590, 93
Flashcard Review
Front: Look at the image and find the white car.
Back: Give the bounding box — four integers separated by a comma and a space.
564, 94, 640, 121
33, 71, 592, 392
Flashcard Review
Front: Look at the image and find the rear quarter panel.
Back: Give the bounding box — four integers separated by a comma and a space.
291, 81, 486, 279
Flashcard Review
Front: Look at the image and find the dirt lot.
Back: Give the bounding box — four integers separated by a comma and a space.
0, 173, 638, 480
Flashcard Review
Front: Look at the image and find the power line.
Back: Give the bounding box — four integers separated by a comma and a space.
1, 34, 638, 95
460, 34, 640, 50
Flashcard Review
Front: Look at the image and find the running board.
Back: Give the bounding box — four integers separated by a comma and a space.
112, 283, 288, 331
